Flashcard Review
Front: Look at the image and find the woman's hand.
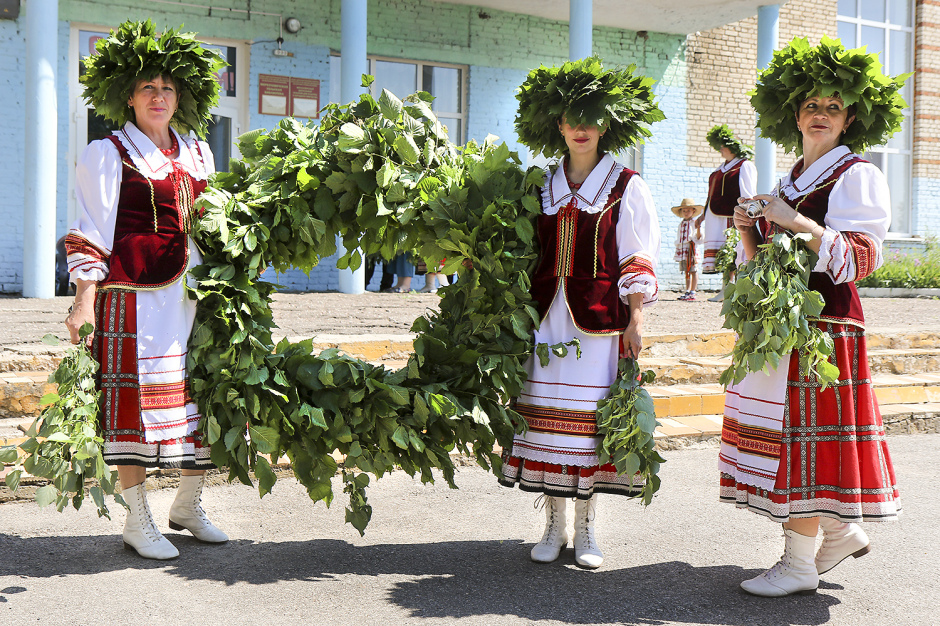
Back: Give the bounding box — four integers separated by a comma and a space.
66, 279, 97, 347
745, 194, 800, 229
622, 292, 644, 359
622, 320, 643, 360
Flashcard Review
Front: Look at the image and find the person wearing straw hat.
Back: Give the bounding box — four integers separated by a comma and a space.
498, 56, 663, 569
64, 19, 229, 560
697, 125, 757, 302
672, 198, 704, 301
720, 36, 906, 597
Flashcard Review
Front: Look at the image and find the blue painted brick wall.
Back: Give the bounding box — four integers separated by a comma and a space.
0, 17, 24, 292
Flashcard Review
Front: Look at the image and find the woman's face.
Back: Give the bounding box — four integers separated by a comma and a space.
558, 116, 604, 157
127, 75, 178, 131
718, 146, 735, 161
796, 94, 855, 152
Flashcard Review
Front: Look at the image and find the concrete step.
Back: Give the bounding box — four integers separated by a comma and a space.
647, 372, 940, 419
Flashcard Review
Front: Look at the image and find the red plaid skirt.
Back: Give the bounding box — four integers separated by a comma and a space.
720, 322, 900, 522
94, 289, 211, 469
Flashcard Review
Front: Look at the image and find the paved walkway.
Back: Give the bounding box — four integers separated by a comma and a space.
2, 290, 940, 348
1, 434, 936, 625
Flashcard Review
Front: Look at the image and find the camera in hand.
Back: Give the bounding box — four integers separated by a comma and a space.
742, 199, 768, 219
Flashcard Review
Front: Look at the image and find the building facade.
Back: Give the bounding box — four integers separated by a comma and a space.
1, 0, 935, 294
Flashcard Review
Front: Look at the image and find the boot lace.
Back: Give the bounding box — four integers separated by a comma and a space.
574, 498, 597, 550
534, 495, 563, 544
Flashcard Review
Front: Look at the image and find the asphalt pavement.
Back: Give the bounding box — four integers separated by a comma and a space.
1, 434, 936, 626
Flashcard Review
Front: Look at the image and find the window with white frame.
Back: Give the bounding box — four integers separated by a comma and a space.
837, 0, 914, 235
330, 55, 467, 144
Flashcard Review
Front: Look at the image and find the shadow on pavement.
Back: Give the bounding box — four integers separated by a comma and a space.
0, 533, 841, 625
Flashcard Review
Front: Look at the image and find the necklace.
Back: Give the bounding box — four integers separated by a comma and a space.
160, 135, 178, 157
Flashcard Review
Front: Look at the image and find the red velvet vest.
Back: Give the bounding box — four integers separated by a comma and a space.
762, 155, 867, 326
706, 159, 746, 216
531, 168, 635, 334
100, 135, 206, 290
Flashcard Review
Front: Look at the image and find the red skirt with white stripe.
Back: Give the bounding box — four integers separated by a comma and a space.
93, 288, 211, 468
720, 322, 900, 522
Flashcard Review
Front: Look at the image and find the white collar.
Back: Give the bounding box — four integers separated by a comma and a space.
544, 153, 621, 214
114, 122, 208, 181
718, 156, 743, 173
780, 145, 854, 199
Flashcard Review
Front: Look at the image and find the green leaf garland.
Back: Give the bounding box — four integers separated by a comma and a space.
706, 124, 753, 159
515, 56, 665, 158
80, 19, 226, 138
750, 36, 911, 155
15, 82, 665, 532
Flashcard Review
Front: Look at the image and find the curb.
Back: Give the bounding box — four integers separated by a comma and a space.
857, 287, 940, 298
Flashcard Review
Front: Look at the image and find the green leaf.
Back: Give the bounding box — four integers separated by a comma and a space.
249, 425, 280, 454
35, 484, 58, 508
255, 455, 278, 497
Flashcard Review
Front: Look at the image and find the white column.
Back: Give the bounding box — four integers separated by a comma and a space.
23, 0, 58, 298
755, 5, 779, 195
569, 0, 593, 60
337, 0, 368, 294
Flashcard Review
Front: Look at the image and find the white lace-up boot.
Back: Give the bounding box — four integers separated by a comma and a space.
573, 495, 604, 569
122, 483, 179, 560
740, 528, 819, 597
816, 517, 871, 574
530, 495, 568, 563
168, 474, 229, 543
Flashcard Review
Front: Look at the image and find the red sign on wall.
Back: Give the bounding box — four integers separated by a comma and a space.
259, 74, 320, 119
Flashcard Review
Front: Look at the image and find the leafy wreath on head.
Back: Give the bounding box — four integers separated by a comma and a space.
706, 124, 753, 159
80, 18, 226, 138
515, 56, 665, 159
750, 35, 911, 155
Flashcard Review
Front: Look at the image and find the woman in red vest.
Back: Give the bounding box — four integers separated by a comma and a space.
64, 20, 228, 560
498, 57, 663, 568
720, 36, 905, 597
697, 125, 756, 301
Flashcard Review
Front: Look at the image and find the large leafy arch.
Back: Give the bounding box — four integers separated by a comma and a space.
4, 83, 663, 532
189, 85, 547, 532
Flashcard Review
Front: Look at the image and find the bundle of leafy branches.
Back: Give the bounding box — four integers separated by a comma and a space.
0, 325, 123, 518
596, 359, 664, 505
719, 231, 840, 388
714, 227, 741, 284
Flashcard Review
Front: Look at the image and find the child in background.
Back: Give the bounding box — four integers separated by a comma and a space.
673, 198, 704, 301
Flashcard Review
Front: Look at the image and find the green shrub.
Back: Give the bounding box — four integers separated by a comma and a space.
857, 237, 940, 289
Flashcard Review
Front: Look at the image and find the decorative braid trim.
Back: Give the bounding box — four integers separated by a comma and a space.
780, 152, 859, 200
114, 128, 209, 182
542, 161, 623, 215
